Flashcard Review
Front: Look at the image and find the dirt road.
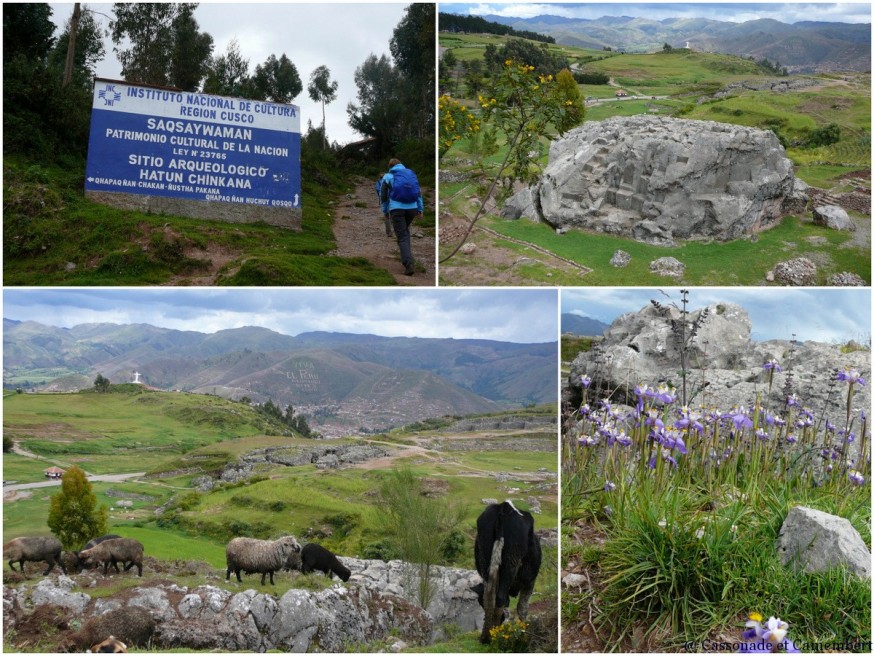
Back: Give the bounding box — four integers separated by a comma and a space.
331, 177, 436, 285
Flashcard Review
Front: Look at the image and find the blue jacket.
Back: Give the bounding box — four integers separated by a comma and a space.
379, 164, 424, 215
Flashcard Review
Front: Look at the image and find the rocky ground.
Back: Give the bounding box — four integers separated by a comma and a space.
331, 177, 435, 285
3, 552, 559, 653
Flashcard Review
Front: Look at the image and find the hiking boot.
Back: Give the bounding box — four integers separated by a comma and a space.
404, 263, 415, 276
384, 218, 393, 237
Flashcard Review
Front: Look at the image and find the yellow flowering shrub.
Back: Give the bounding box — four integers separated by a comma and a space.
488, 619, 529, 652
438, 94, 480, 158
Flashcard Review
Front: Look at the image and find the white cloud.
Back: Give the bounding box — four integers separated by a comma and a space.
3, 289, 559, 344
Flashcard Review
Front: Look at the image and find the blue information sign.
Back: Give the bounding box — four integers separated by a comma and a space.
85, 80, 301, 209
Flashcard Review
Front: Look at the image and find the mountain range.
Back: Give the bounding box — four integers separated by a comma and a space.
3, 320, 557, 436
468, 14, 871, 72
561, 314, 609, 336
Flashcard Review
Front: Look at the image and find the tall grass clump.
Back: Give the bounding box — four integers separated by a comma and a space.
562, 298, 870, 649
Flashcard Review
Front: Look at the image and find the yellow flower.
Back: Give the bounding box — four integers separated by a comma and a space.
749, 611, 763, 623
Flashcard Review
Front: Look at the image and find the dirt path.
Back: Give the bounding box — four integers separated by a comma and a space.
332, 177, 435, 285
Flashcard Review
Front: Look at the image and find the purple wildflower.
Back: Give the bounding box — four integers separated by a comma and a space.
654, 383, 676, 405
755, 428, 769, 441
837, 367, 866, 386
785, 394, 799, 408
674, 406, 704, 434
580, 374, 592, 388
644, 408, 665, 430
726, 407, 754, 431
662, 431, 688, 455
849, 470, 865, 485
604, 480, 616, 492
785, 434, 798, 444
763, 358, 782, 372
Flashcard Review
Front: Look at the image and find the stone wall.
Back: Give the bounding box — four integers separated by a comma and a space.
3, 557, 484, 652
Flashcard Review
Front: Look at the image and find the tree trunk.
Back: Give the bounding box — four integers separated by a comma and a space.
62, 3, 81, 87
321, 100, 327, 150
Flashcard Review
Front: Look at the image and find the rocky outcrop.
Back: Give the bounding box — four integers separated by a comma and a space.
700, 77, 820, 102
437, 414, 556, 433
777, 506, 870, 579
216, 444, 392, 484
2, 557, 486, 652
568, 301, 871, 414
502, 116, 800, 246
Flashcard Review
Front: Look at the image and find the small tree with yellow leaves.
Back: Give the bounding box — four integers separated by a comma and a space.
441, 59, 585, 261
438, 94, 480, 158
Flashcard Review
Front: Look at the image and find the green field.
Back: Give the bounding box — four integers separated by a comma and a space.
3, 390, 558, 571
439, 32, 871, 286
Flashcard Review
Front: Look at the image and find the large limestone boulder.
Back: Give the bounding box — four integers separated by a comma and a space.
777, 506, 870, 579
568, 301, 871, 415
502, 115, 798, 245
813, 204, 856, 231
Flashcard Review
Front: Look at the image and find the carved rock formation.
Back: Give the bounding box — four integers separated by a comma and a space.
503, 116, 801, 246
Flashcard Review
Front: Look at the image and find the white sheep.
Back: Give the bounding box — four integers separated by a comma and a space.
225, 535, 301, 585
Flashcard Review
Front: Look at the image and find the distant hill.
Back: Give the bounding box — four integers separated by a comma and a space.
561, 314, 609, 336
3, 320, 557, 435
467, 13, 870, 72
439, 12, 555, 43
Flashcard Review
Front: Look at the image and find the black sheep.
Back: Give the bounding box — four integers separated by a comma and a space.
300, 543, 351, 582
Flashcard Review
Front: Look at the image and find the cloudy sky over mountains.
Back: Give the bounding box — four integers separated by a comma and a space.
447, 3, 872, 23
562, 288, 871, 343
3, 289, 559, 345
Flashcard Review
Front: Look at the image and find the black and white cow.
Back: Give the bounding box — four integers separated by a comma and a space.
472, 500, 542, 643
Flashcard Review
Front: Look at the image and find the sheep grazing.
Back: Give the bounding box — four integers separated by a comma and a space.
283, 545, 302, 572
300, 542, 351, 582
225, 535, 302, 585
4, 536, 66, 576
76, 534, 123, 573
78, 538, 144, 577
89, 636, 128, 653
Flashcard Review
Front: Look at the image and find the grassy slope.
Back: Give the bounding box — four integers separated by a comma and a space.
2, 389, 286, 474
3, 391, 557, 567
440, 34, 871, 285
2, 152, 396, 286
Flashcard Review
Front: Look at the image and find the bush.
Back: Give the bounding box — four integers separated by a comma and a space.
362, 539, 398, 561
807, 123, 841, 148
488, 619, 529, 652
572, 71, 609, 85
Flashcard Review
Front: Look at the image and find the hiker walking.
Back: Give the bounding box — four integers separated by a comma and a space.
379, 158, 423, 276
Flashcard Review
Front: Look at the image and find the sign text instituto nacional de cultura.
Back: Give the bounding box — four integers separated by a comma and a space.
85, 79, 302, 229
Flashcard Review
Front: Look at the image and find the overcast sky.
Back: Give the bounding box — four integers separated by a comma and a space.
442, 3, 872, 23
562, 288, 872, 344
3, 289, 559, 344
48, 2, 415, 145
